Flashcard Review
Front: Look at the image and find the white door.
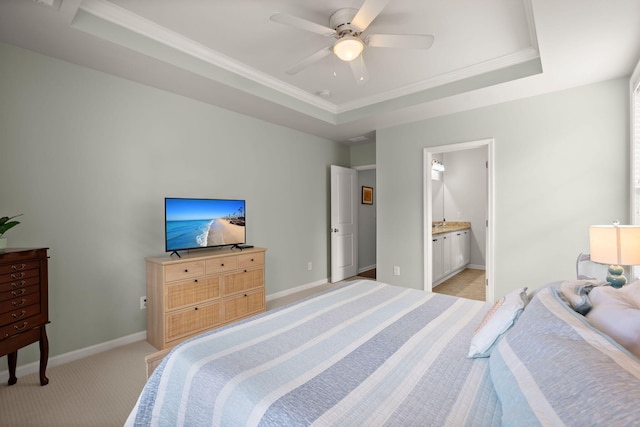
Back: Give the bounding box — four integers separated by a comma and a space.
330, 165, 358, 282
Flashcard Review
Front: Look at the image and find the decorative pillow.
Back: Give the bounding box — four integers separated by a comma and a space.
558, 279, 604, 315
467, 287, 528, 358
586, 280, 640, 358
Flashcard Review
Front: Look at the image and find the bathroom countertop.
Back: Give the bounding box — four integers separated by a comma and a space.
432, 221, 471, 235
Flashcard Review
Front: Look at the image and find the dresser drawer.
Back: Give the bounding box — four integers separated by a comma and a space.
205, 256, 238, 274
0, 259, 41, 277
223, 289, 265, 322
165, 277, 220, 311
0, 275, 40, 294
223, 268, 264, 296
165, 301, 221, 343
0, 267, 39, 285
164, 261, 205, 282
238, 252, 264, 269
0, 284, 40, 305
0, 303, 40, 328
0, 313, 44, 340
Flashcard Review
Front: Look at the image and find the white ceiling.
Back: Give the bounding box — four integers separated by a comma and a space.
1, 0, 639, 144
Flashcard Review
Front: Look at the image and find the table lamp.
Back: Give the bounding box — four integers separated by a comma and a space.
589, 223, 640, 288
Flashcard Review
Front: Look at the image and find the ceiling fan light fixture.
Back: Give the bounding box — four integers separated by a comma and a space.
333, 36, 364, 62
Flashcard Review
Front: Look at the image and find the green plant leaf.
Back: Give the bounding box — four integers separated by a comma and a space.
0, 214, 22, 237
0, 221, 20, 235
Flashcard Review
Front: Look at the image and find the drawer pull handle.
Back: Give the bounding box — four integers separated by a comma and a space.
11, 272, 25, 279
12, 299, 26, 307
11, 289, 26, 297
244, 294, 248, 297
194, 307, 198, 311
221, 263, 224, 267
194, 279, 198, 283
184, 269, 188, 273
11, 264, 27, 271
12, 310, 26, 319
244, 269, 247, 273
14, 322, 29, 331
251, 258, 254, 262
11, 280, 26, 288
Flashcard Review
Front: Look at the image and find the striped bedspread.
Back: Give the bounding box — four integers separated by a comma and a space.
126, 280, 501, 426
489, 287, 640, 426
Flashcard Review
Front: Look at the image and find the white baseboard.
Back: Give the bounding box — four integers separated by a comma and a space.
0, 330, 147, 384
266, 278, 329, 302
358, 264, 376, 274
266, 266, 376, 302
467, 264, 486, 270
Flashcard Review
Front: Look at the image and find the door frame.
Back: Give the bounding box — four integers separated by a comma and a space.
423, 139, 495, 302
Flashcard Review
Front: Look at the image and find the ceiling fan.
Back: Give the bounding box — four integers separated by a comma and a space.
270, 0, 434, 84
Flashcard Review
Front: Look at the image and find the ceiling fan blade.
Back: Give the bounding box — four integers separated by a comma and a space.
351, 0, 392, 32
349, 56, 369, 85
285, 47, 333, 75
366, 34, 434, 49
270, 13, 336, 36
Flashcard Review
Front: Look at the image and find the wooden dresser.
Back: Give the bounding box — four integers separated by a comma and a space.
146, 247, 266, 350
0, 248, 49, 386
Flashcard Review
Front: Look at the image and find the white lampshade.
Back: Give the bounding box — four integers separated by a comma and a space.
333, 36, 364, 62
589, 225, 640, 265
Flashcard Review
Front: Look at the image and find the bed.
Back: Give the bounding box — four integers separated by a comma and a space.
126, 279, 640, 426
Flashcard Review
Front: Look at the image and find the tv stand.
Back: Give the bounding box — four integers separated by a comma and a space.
169, 250, 182, 258
145, 247, 267, 351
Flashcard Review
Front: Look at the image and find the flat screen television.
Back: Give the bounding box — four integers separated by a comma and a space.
165, 198, 246, 253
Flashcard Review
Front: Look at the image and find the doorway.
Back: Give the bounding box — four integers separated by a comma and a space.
355, 165, 376, 278
423, 140, 495, 302
330, 165, 377, 282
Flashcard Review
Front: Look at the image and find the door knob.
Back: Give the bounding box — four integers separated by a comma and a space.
331, 228, 339, 233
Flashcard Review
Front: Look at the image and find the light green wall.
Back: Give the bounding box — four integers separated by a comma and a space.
377, 79, 629, 298
0, 42, 349, 366
350, 141, 376, 166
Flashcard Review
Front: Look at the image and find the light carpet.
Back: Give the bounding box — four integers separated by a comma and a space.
0, 271, 480, 426
0, 340, 156, 427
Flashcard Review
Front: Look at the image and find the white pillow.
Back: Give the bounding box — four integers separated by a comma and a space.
586, 281, 640, 358
468, 287, 528, 358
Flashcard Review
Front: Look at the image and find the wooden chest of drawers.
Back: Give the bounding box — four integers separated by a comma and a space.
0, 248, 49, 386
146, 247, 266, 350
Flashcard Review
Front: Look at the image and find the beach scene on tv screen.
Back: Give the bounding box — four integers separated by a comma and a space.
166, 199, 245, 251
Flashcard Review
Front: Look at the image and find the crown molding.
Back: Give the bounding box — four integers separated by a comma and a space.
76, 0, 338, 114
336, 47, 540, 114
75, 0, 539, 122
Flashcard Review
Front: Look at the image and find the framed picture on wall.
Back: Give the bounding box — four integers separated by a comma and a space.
362, 186, 373, 205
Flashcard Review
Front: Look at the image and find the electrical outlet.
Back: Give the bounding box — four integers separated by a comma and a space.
307, 261, 312, 271
140, 296, 147, 310
393, 266, 400, 276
